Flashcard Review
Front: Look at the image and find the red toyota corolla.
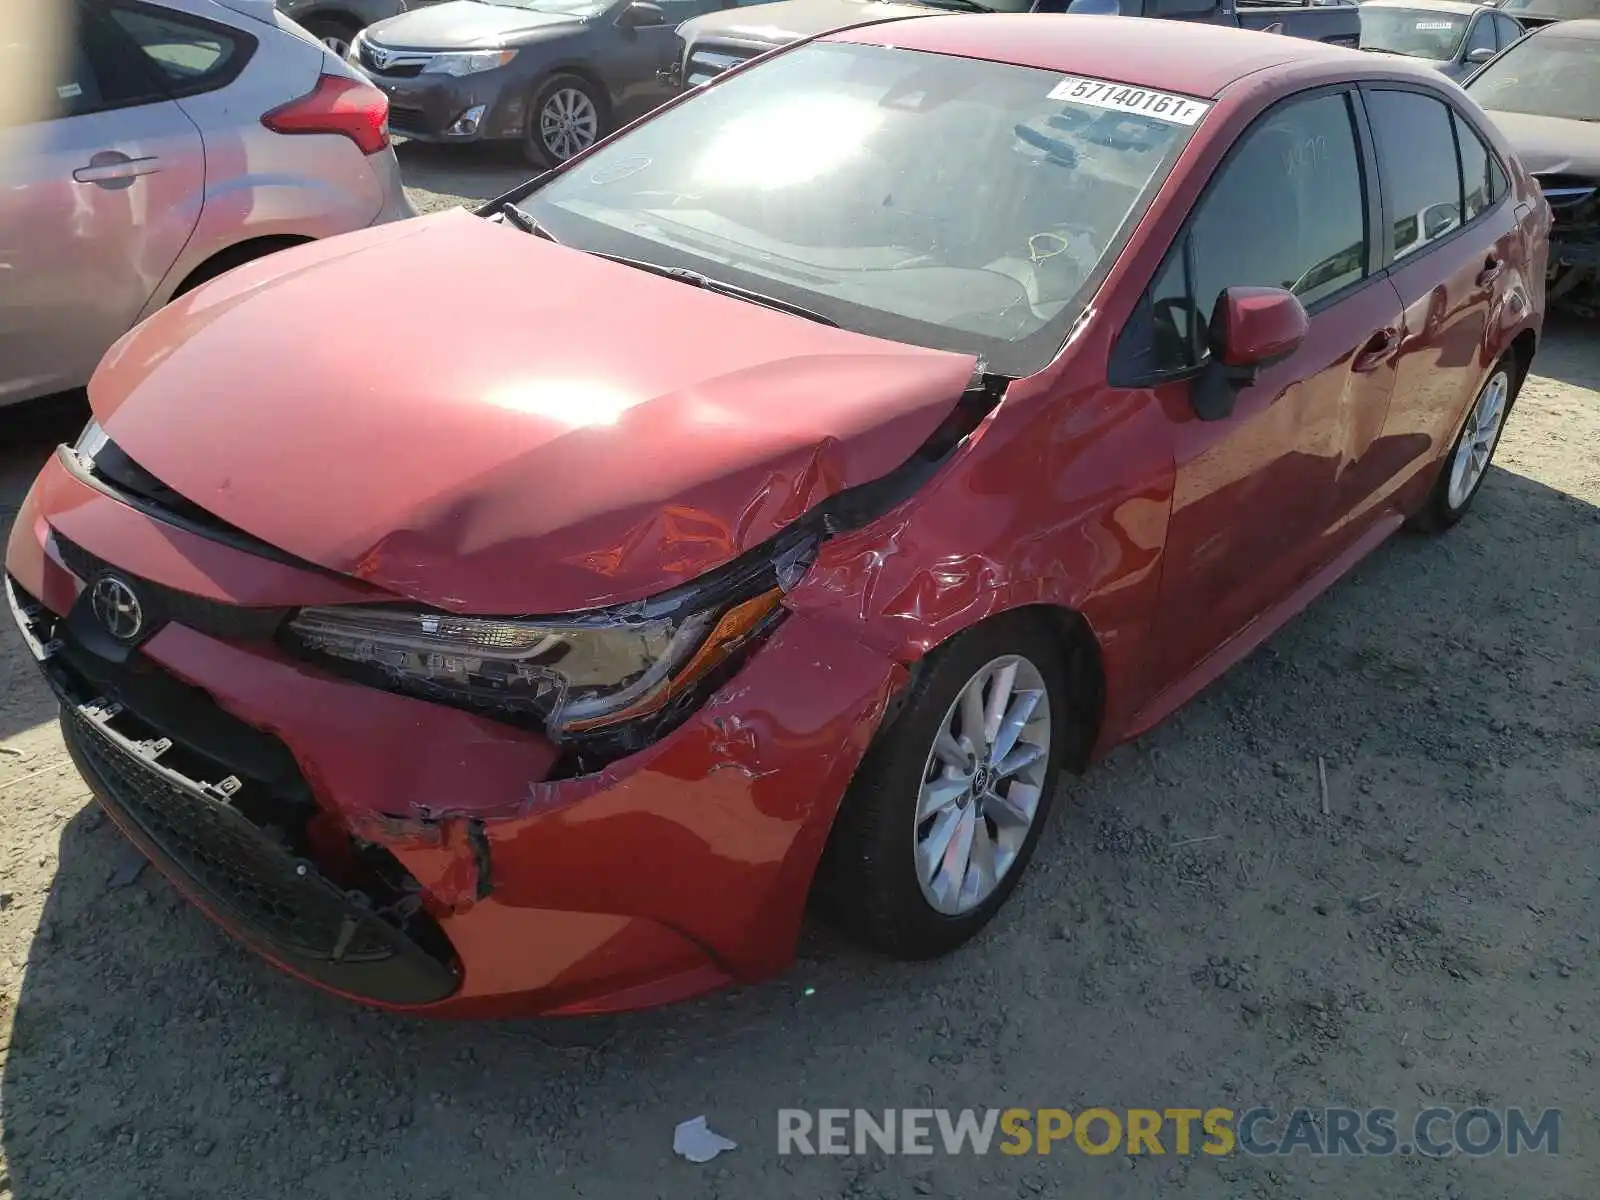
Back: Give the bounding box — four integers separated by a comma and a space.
5, 16, 1547, 1016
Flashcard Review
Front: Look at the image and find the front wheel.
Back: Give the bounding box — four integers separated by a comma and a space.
1409, 357, 1519, 532
302, 16, 360, 59
813, 614, 1072, 960
522, 75, 606, 168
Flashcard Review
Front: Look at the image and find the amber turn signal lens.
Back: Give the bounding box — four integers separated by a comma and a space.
560, 587, 785, 732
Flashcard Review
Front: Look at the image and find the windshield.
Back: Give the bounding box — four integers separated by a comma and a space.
523, 43, 1206, 376
1359, 9, 1471, 57
1497, 0, 1600, 18
1466, 34, 1600, 119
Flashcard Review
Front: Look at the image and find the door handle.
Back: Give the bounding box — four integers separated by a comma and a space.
1352, 327, 1399, 373
1476, 256, 1504, 287
73, 155, 161, 185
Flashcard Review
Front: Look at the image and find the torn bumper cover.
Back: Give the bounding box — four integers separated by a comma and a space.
4, 458, 907, 1016
1542, 174, 1600, 311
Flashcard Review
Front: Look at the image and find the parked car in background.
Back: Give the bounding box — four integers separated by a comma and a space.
347, 0, 703, 165
1467, 18, 1600, 311
1495, 0, 1599, 28
0, 0, 413, 410
670, 0, 1360, 92
1359, 0, 1523, 76
6, 17, 1546, 1016
277, 0, 414, 57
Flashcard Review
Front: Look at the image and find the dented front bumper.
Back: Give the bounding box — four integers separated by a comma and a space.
5, 454, 905, 1016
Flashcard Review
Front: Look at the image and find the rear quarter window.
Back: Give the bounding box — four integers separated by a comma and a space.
105, 2, 254, 95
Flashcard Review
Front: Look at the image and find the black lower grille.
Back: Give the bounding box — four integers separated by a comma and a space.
65, 708, 394, 962
387, 106, 429, 136
62, 701, 460, 1006
9, 576, 462, 1007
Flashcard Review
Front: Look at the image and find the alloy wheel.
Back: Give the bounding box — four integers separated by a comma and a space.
320, 33, 353, 57
540, 87, 599, 161
914, 655, 1052, 916
1447, 369, 1510, 511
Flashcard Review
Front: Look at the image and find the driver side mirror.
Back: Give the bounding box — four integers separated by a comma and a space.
1466, 46, 1497, 64
620, 0, 667, 26
1191, 286, 1309, 421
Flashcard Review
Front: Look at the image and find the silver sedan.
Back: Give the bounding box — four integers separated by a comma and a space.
0, 0, 415, 409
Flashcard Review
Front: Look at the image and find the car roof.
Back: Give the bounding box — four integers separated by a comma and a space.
829, 14, 1433, 99
1361, 0, 1492, 14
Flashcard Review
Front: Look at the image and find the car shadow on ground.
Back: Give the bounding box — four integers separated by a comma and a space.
395, 140, 532, 207
1, 393, 88, 743
2, 457, 1596, 1199
1527, 312, 1600, 392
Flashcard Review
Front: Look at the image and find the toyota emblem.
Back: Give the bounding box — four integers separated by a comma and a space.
91, 576, 144, 642
370, 47, 391, 69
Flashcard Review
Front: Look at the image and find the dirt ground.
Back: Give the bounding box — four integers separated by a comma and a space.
1, 147, 1597, 1200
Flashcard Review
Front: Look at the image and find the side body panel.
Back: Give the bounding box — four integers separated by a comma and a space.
0, 100, 204, 404
137, 0, 395, 318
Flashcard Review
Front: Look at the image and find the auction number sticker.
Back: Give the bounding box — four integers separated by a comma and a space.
1047, 76, 1213, 126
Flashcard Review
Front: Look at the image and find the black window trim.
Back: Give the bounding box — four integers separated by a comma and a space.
1110, 82, 1382, 389
1357, 82, 1514, 275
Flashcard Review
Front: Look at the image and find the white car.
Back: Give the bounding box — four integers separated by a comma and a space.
0, 0, 416, 409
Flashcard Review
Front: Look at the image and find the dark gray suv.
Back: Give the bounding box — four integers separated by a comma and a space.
348, 0, 734, 165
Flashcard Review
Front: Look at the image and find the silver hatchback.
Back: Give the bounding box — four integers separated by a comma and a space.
0, 0, 415, 409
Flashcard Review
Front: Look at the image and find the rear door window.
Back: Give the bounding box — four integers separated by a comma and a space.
1363, 88, 1463, 261
48, 1, 170, 120
1146, 90, 1370, 371
1492, 13, 1523, 48
1453, 110, 1507, 219
105, 1, 252, 95
1464, 14, 1496, 58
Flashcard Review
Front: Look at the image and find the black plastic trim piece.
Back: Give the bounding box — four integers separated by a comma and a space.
60, 443, 341, 577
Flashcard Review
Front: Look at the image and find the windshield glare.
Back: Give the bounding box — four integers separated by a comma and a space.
1466, 35, 1600, 120
1358, 9, 1470, 58
524, 43, 1205, 376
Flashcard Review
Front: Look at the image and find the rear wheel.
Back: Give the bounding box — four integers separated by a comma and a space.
170, 238, 310, 300
1408, 356, 1519, 532
302, 16, 360, 59
522, 74, 605, 167
813, 614, 1073, 960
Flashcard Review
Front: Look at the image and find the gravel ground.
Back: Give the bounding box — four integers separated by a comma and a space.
1, 150, 1597, 1200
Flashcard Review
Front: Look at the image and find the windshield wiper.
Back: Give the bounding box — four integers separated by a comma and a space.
589, 252, 840, 327
915, 0, 998, 10
498, 203, 558, 242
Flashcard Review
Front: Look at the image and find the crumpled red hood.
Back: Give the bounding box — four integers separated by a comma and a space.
91, 210, 976, 614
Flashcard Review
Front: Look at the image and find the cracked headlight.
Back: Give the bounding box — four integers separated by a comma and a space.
284, 535, 813, 753
422, 49, 518, 77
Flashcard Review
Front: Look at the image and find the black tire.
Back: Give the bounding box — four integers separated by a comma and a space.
301, 16, 361, 59
521, 74, 607, 168
1407, 353, 1521, 533
171, 238, 308, 299
812, 612, 1073, 960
